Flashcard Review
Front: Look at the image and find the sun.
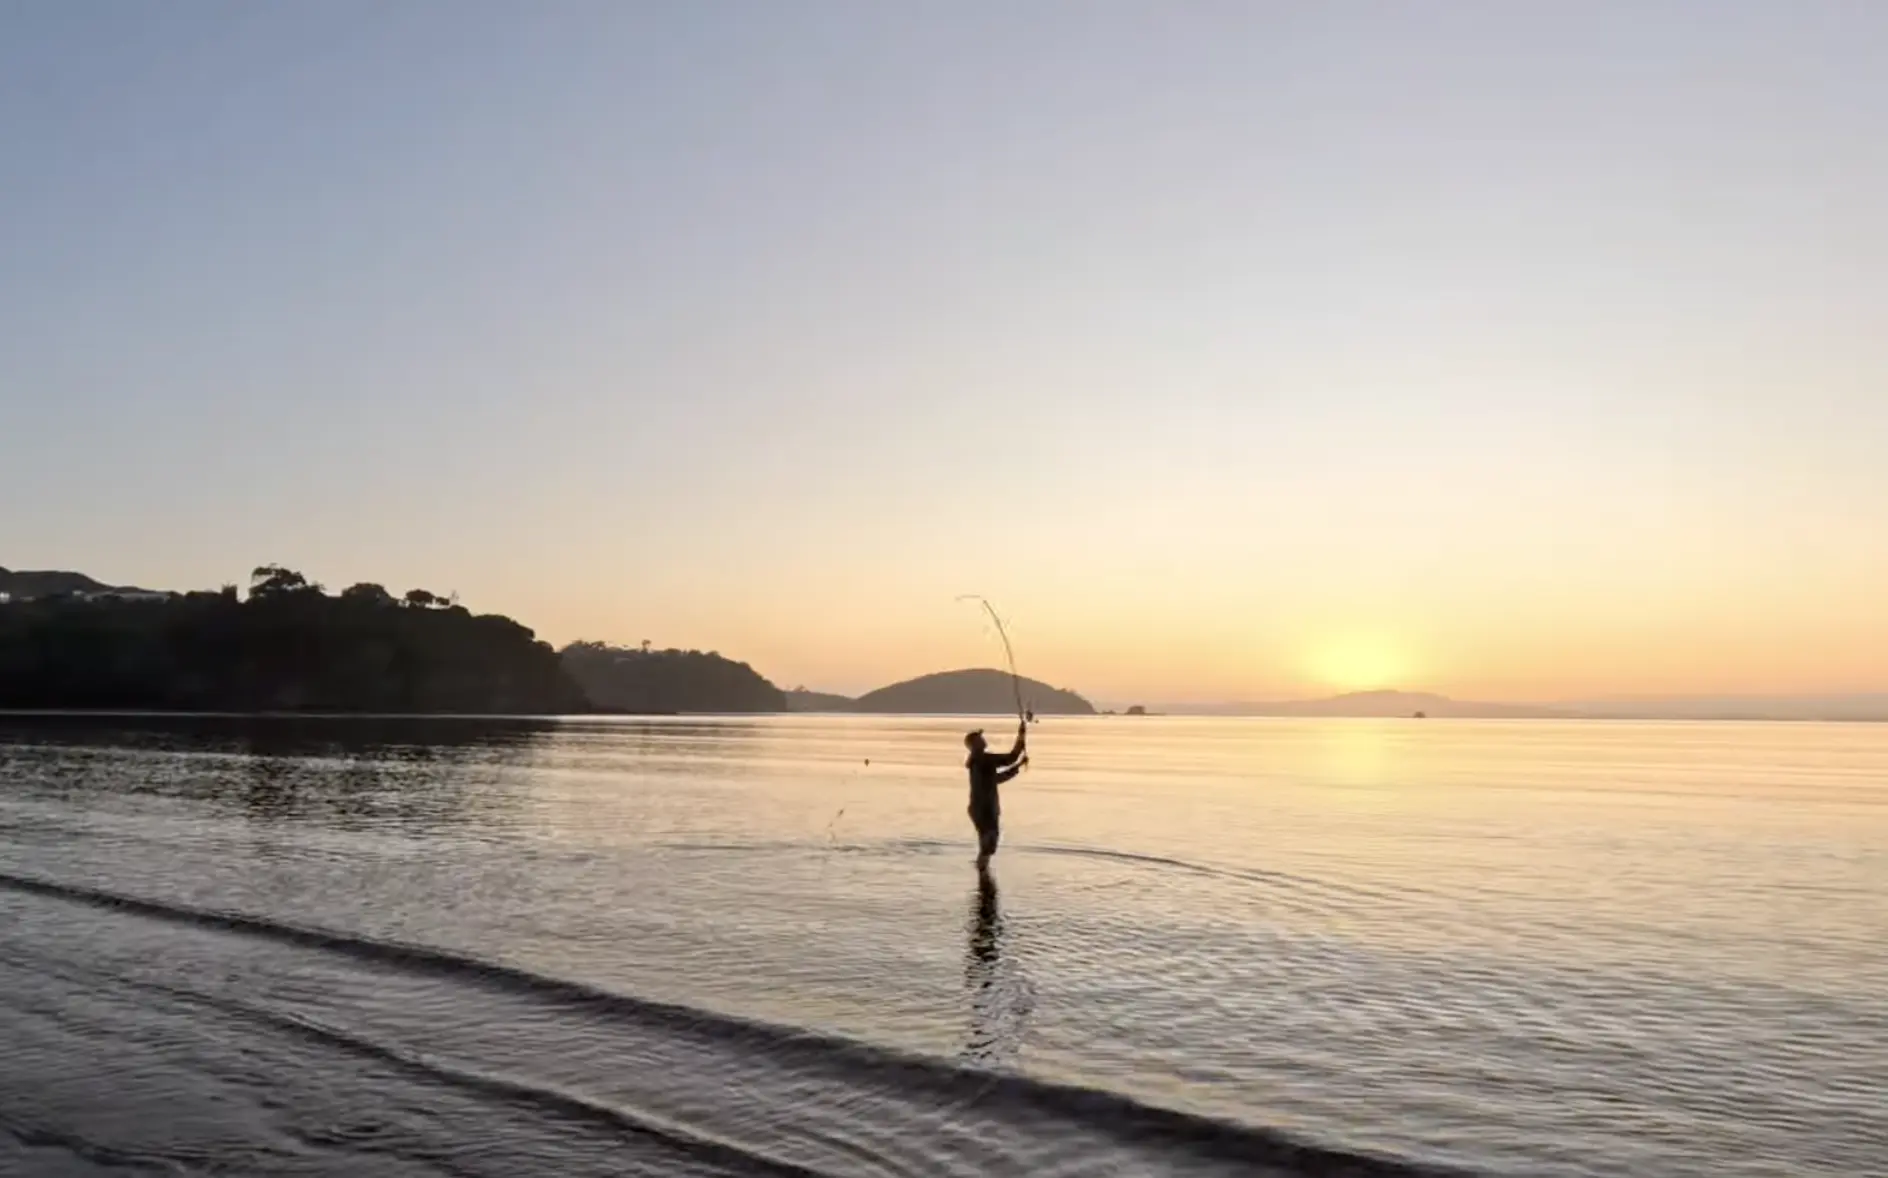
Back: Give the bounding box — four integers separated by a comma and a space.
1306, 636, 1407, 693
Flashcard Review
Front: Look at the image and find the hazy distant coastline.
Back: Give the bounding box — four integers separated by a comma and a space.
4, 566, 1883, 721
1141, 690, 1888, 723
0, 565, 1094, 717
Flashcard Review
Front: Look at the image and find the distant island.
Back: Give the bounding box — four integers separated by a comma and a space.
788, 669, 1095, 716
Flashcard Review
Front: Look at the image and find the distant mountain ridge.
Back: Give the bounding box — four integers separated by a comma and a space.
561, 643, 786, 713
0, 567, 150, 599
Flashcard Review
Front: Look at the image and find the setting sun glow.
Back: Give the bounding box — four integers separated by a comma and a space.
1307, 637, 1408, 693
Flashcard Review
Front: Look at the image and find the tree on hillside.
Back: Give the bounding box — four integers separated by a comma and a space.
249, 565, 321, 599
0, 564, 586, 714
341, 582, 396, 605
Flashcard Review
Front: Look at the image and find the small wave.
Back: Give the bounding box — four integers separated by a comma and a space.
0, 1116, 176, 1175
660, 838, 1391, 905
664, 838, 1389, 902
103, 970, 824, 1178
1017, 843, 1395, 903
0, 869, 1461, 1177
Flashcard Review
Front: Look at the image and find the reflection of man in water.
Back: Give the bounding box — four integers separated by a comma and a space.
963, 868, 1011, 1066
963, 721, 1026, 870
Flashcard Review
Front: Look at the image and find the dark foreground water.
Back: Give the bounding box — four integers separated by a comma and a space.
0, 715, 1882, 1177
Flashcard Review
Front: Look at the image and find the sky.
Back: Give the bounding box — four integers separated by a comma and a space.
3, 2, 1885, 704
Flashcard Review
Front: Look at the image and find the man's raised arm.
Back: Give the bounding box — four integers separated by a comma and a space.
991, 720, 1028, 768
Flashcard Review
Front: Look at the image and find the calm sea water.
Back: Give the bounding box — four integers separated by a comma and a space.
0, 715, 1881, 1177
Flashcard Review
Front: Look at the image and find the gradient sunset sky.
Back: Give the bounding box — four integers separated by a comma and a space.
4, 3, 1884, 703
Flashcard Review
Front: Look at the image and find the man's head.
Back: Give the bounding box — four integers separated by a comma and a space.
964, 729, 986, 753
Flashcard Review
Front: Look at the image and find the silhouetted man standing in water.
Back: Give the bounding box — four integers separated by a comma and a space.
964, 721, 1026, 870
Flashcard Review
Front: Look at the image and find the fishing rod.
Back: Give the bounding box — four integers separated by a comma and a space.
956, 595, 1031, 725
